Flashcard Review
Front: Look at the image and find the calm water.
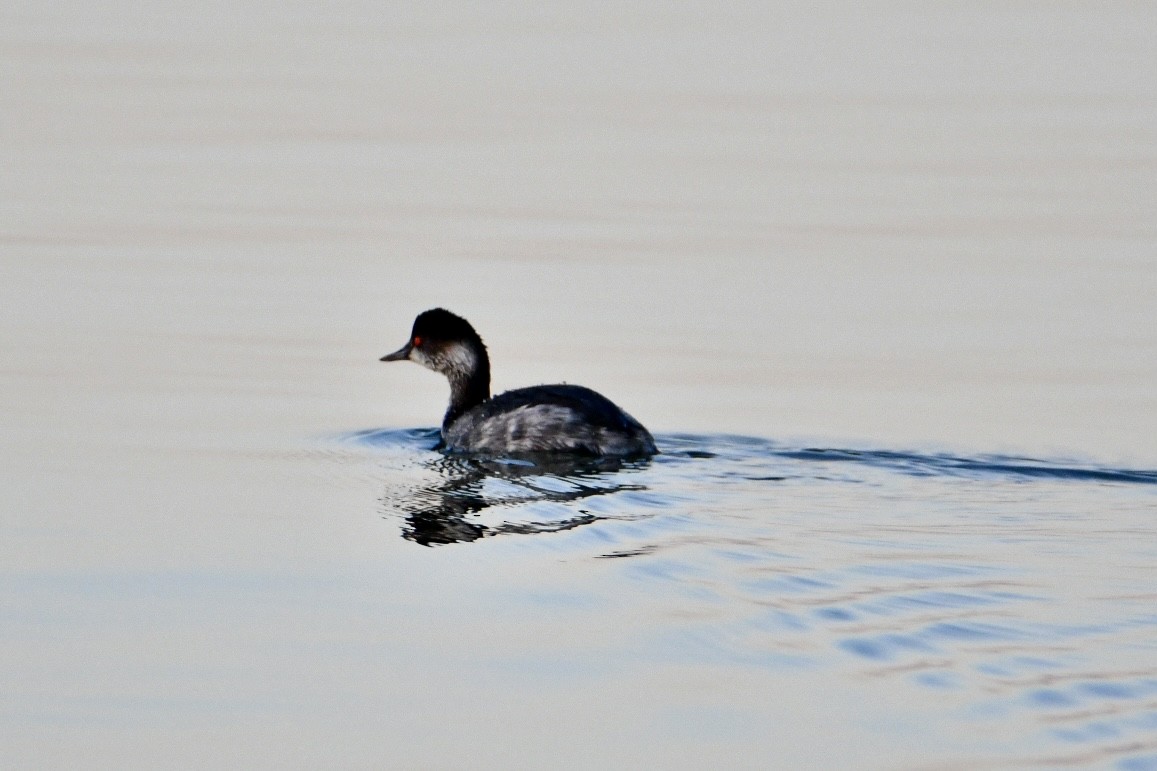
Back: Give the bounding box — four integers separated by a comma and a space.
3, 1, 1157, 768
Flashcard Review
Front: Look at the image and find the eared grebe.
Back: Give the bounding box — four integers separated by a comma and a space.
380, 308, 657, 457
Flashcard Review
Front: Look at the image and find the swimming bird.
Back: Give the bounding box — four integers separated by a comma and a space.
381, 308, 657, 457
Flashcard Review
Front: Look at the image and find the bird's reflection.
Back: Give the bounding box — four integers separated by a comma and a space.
385, 452, 651, 546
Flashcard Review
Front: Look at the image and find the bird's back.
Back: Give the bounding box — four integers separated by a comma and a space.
443, 384, 656, 457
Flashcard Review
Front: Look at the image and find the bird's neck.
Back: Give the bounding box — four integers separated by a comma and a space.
442, 348, 490, 430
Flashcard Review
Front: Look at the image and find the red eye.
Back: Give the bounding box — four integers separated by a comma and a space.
412, 336, 422, 347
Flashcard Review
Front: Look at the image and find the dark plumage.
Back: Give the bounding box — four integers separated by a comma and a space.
381, 308, 656, 457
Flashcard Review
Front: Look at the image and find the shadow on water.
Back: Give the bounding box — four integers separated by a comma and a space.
347, 428, 652, 546
342, 429, 1157, 548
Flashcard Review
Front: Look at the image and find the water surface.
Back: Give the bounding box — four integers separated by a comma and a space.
331, 429, 1157, 767
3, 1, 1157, 768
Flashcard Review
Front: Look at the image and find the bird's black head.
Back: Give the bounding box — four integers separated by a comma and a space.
409, 308, 481, 347
380, 309, 489, 389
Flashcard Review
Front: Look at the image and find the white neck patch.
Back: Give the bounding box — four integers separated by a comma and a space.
414, 340, 478, 381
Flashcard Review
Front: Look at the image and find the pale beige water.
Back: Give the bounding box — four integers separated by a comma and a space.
2, 2, 1156, 768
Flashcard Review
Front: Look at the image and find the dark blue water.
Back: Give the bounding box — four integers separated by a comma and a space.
347, 429, 1157, 768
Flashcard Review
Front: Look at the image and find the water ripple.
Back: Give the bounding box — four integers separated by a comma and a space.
336, 428, 1157, 766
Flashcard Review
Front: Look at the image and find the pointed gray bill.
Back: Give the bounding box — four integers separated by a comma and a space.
380, 342, 413, 362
